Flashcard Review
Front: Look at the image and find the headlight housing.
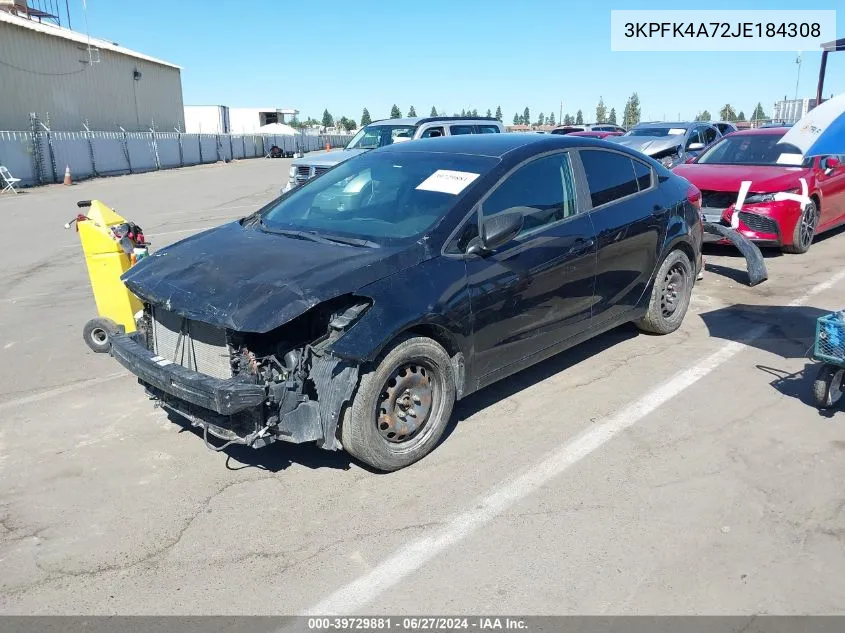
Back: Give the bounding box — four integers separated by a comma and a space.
745, 188, 797, 204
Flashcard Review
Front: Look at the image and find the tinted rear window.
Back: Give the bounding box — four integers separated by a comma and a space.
450, 125, 474, 135
580, 150, 638, 207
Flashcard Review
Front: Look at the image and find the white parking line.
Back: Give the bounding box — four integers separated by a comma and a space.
301, 267, 845, 617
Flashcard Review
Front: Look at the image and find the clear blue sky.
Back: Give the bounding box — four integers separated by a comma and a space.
67, 0, 844, 124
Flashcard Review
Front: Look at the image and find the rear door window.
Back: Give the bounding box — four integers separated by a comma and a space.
420, 126, 445, 138
478, 125, 500, 134
632, 160, 652, 191
579, 149, 638, 207
450, 125, 475, 135
701, 126, 719, 146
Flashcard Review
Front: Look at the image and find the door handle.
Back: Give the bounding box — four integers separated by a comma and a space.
568, 237, 595, 255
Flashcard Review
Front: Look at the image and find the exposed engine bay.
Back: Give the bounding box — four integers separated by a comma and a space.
132, 297, 369, 452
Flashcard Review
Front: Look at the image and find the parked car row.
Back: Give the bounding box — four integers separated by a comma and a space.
673, 126, 845, 254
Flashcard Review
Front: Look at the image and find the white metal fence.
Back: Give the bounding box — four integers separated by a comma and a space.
0, 126, 350, 187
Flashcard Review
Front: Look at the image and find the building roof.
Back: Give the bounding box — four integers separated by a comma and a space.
0, 9, 180, 69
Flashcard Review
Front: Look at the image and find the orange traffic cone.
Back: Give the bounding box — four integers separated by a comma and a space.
325, 142, 331, 152
63, 165, 72, 185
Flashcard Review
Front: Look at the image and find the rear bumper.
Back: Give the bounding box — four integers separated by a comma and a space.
109, 332, 265, 415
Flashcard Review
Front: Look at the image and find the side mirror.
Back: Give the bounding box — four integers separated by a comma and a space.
467, 211, 524, 255
687, 142, 705, 151
822, 156, 841, 174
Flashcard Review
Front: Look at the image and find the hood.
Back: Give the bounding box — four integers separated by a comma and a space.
122, 222, 424, 333
611, 135, 683, 156
672, 163, 811, 193
292, 148, 368, 168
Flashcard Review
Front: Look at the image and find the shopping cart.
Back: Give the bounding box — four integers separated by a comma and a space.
811, 311, 845, 409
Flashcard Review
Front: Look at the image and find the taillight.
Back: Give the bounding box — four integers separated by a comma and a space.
687, 185, 702, 210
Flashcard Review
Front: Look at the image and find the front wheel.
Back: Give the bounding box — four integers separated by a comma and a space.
636, 249, 693, 335
783, 200, 818, 254
813, 363, 844, 409
341, 336, 456, 472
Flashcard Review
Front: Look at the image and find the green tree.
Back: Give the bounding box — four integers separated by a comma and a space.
343, 118, 357, 132
563, 114, 572, 125
751, 102, 767, 121
390, 104, 402, 118
575, 110, 584, 125
461, 109, 466, 116
322, 109, 334, 128
623, 92, 641, 128
523, 107, 530, 126
513, 112, 520, 125
537, 112, 545, 126
495, 106, 503, 121
470, 108, 477, 117
486, 109, 492, 117
608, 107, 617, 124
695, 110, 711, 121
361, 108, 372, 127
430, 106, 438, 117
548, 112, 555, 126
737, 111, 746, 122
288, 115, 301, 129
408, 105, 417, 117
719, 104, 737, 122
596, 97, 607, 124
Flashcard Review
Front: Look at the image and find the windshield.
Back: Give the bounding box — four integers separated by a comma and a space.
625, 127, 687, 137
260, 151, 497, 245
345, 125, 418, 150
696, 134, 808, 166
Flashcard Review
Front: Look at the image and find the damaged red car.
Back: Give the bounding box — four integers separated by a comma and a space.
110, 134, 702, 471
673, 127, 845, 254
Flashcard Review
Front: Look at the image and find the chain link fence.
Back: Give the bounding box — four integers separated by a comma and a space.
0, 115, 350, 187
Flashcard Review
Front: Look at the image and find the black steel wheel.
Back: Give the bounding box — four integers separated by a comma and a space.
813, 363, 844, 409
83, 317, 119, 353
783, 200, 818, 254
636, 249, 693, 335
341, 336, 456, 472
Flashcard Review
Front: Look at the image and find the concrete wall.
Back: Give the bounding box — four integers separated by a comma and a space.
0, 20, 184, 132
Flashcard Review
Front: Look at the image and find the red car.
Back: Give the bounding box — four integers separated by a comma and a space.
673, 127, 845, 253
568, 130, 624, 139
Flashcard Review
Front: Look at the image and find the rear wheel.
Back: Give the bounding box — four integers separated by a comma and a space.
636, 250, 693, 335
83, 317, 119, 353
341, 336, 456, 472
813, 363, 844, 409
783, 200, 818, 254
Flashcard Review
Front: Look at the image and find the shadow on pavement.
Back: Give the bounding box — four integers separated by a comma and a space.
699, 304, 827, 359
443, 323, 640, 444
757, 362, 840, 419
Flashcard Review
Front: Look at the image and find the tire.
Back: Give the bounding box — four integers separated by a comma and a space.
782, 200, 818, 254
813, 363, 844, 409
636, 249, 694, 335
83, 317, 119, 353
341, 336, 456, 472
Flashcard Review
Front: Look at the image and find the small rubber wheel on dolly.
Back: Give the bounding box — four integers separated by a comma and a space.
813, 363, 844, 409
83, 317, 119, 354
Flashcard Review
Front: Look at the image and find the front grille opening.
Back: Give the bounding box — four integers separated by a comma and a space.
150, 307, 232, 379
738, 211, 778, 235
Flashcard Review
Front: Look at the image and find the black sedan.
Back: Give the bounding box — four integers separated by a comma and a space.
112, 134, 703, 471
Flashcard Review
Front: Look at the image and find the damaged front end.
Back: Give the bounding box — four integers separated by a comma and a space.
110, 298, 370, 452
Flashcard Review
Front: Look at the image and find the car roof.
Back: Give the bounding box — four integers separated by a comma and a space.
370, 116, 500, 126
728, 126, 790, 136
375, 132, 614, 159
633, 121, 699, 128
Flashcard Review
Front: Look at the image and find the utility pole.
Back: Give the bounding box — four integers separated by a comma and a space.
559, 101, 563, 125
794, 51, 802, 102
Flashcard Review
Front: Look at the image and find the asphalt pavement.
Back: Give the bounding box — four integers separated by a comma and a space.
1, 159, 845, 615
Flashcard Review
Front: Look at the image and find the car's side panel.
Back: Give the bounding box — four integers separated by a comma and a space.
816, 157, 845, 228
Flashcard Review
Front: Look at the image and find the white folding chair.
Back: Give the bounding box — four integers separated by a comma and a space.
0, 166, 21, 194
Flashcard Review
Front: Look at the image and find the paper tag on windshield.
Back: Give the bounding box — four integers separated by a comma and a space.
416, 170, 480, 195
668, 128, 687, 135
777, 153, 803, 165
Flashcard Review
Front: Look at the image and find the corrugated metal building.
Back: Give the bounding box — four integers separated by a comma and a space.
0, 8, 184, 131
772, 98, 818, 125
